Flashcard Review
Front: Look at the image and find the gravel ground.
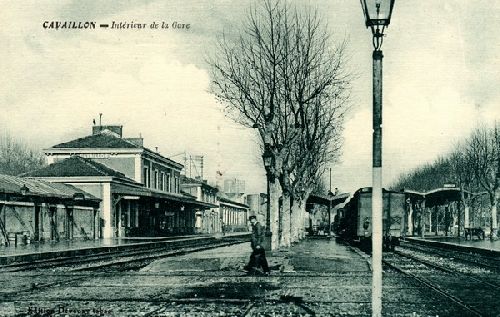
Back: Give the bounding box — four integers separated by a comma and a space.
2, 239, 497, 316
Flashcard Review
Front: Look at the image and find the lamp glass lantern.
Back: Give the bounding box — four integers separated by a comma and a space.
20, 184, 30, 196
262, 147, 273, 169
360, 0, 395, 29
73, 192, 85, 200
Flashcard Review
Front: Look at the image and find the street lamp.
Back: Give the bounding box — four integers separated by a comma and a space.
20, 184, 30, 196
327, 190, 334, 237
360, 1, 395, 316
262, 144, 273, 250
73, 192, 85, 200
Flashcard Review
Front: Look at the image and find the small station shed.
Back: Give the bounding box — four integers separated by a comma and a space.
0, 174, 100, 246
306, 192, 350, 235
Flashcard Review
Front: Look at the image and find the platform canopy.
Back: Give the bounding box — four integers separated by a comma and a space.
0, 174, 100, 208
424, 187, 467, 208
306, 193, 350, 209
403, 187, 484, 208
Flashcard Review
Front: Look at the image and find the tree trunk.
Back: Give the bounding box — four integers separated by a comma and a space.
406, 202, 413, 236
289, 199, 298, 244
290, 198, 303, 243
269, 179, 281, 250
461, 188, 469, 230
489, 192, 498, 240
280, 191, 291, 248
421, 200, 426, 238
300, 201, 307, 239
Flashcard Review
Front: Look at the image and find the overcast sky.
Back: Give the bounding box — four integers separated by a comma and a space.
1, 1, 499, 195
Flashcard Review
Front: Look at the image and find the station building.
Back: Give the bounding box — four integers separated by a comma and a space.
24, 124, 217, 238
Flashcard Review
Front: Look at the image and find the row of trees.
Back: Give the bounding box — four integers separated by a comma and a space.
391, 123, 500, 239
0, 133, 46, 176
209, 1, 351, 249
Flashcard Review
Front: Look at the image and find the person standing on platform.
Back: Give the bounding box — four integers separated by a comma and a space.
244, 215, 270, 275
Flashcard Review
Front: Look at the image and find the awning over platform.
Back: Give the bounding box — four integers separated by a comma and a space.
404, 187, 486, 208
306, 193, 350, 209
111, 182, 218, 209
0, 174, 100, 208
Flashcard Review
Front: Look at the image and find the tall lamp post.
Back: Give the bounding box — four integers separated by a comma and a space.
360, 1, 395, 316
262, 144, 273, 250
327, 190, 334, 237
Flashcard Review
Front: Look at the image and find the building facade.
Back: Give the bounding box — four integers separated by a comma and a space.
181, 176, 220, 234
28, 124, 213, 238
219, 196, 249, 233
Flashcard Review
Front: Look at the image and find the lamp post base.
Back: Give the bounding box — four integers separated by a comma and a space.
264, 231, 272, 251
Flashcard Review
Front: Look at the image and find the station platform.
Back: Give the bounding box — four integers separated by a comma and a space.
0, 233, 246, 265
408, 235, 500, 255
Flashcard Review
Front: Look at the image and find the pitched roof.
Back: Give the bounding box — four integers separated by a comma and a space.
180, 175, 218, 191
218, 195, 249, 209
49, 132, 184, 169
23, 156, 127, 179
0, 174, 98, 200
51, 133, 139, 149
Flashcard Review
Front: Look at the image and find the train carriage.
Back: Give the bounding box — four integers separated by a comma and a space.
337, 187, 405, 251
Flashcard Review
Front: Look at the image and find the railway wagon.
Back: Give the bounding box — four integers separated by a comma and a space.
338, 187, 405, 251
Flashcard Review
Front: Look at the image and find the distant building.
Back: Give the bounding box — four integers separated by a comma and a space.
218, 195, 249, 233
245, 193, 266, 217
223, 178, 245, 195
181, 176, 219, 234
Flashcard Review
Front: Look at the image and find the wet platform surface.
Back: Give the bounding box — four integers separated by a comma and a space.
0, 233, 249, 266
0, 235, 200, 257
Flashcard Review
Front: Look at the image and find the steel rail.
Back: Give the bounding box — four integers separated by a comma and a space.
383, 255, 484, 317
394, 250, 500, 290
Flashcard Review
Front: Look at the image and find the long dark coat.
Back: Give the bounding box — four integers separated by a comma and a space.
251, 222, 265, 250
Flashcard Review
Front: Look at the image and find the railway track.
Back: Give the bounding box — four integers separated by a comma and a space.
383, 249, 500, 316
1, 235, 247, 272
400, 239, 500, 271
1, 236, 248, 299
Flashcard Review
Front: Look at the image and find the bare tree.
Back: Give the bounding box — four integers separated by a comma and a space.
209, 0, 351, 249
285, 95, 347, 244
466, 124, 500, 239
391, 157, 453, 192
0, 133, 46, 176
448, 142, 480, 236
391, 123, 499, 239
